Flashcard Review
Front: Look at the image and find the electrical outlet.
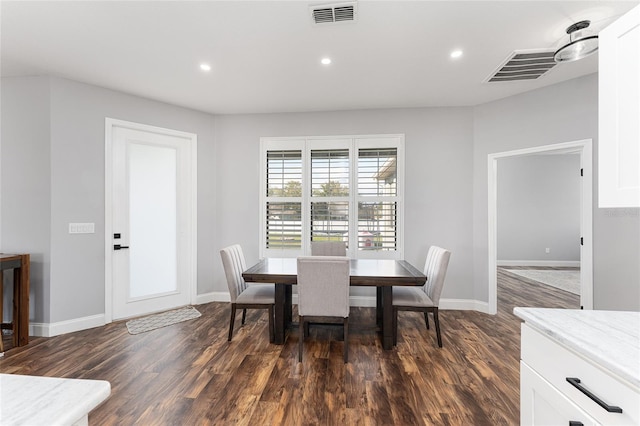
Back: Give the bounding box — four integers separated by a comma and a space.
69, 223, 95, 234
545, 248, 550, 254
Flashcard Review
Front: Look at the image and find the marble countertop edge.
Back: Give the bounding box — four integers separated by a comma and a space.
0, 374, 111, 425
514, 307, 640, 390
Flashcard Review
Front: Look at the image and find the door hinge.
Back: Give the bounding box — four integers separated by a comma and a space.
580, 168, 583, 176
580, 237, 584, 246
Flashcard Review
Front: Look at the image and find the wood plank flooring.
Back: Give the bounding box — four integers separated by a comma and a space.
0, 269, 579, 425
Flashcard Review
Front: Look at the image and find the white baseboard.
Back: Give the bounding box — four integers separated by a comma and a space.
199, 292, 491, 313
347, 295, 376, 307
30, 314, 106, 338
439, 298, 491, 313
27, 296, 490, 338
195, 292, 217, 305
497, 260, 580, 268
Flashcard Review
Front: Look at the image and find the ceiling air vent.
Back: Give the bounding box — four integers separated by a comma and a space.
310, 2, 356, 25
485, 50, 557, 83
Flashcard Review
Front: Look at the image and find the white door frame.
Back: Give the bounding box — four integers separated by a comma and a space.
104, 118, 198, 323
487, 139, 593, 314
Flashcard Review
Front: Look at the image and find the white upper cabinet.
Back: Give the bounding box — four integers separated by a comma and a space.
598, 5, 640, 208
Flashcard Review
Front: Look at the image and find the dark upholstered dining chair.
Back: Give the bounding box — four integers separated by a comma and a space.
393, 246, 451, 347
297, 256, 350, 363
220, 244, 274, 343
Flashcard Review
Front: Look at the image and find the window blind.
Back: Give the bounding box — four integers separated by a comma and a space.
262, 136, 403, 257
310, 201, 349, 243
358, 148, 397, 196
357, 201, 397, 250
311, 149, 349, 197
266, 150, 302, 197
265, 202, 302, 249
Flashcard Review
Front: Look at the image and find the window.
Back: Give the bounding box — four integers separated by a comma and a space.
357, 148, 398, 251
260, 135, 404, 259
265, 150, 302, 250
311, 148, 350, 244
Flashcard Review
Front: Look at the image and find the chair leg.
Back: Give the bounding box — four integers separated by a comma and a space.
228, 304, 237, 342
241, 308, 247, 325
268, 305, 274, 343
304, 321, 310, 338
433, 308, 442, 348
343, 317, 349, 363
298, 316, 304, 363
424, 311, 430, 329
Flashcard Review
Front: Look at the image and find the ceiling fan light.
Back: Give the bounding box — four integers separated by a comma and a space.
553, 20, 599, 63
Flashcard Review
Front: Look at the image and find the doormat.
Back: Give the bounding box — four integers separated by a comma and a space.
126, 306, 201, 335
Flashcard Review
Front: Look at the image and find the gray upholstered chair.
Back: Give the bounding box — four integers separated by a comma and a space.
311, 241, 347, 256
393, 246, 451, 347
297, 256, 350, 363
220, 244, 274, 342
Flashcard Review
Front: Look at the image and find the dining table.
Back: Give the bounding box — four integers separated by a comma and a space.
242, 257, 426, 350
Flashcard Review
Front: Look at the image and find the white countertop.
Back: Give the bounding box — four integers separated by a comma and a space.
514, 307, 640, 389
0, 374, 111, 425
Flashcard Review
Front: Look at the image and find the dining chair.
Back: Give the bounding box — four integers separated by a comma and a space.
297, 256, 350, 363
393, 246, 451, 347
310, 241, 347, 256
220, 244, 274, 343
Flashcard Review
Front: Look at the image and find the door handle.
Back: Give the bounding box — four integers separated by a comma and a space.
113, 244, 130, 250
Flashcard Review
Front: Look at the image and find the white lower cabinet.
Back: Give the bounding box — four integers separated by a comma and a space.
522, 362, 599, 426
520, 323, 640, 426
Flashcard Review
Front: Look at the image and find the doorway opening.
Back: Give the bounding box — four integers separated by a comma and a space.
488, 140, 593, 314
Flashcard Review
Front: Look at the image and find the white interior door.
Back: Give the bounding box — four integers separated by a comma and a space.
107, 119, 197, 320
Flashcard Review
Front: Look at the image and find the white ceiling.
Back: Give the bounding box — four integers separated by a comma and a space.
2, 1, 638, 115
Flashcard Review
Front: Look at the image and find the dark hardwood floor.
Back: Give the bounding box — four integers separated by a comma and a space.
0, 269, 579, 425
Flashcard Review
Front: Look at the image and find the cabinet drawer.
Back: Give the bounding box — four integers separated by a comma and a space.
522, 323, 640, 425
521, 361, 599, 426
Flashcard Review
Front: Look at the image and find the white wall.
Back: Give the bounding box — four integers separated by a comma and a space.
474, 73, 639, 311
497, 154, 581, 264
213, 108, 475, 302
2, 76, 217, 324
2, 71, 637, 332
1, 76, 52, 322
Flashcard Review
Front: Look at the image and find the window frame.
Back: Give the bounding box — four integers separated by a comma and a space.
260, 134, 404, 259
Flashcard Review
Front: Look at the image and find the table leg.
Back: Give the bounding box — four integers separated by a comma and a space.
376, 286, 382, 327
285, 285, 292, 326
381, 286, 393, 350
274, 283, 286, 344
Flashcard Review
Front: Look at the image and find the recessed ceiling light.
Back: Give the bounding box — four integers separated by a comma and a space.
321, 57, 332, 65
200, 63, 211, 72
450, 50, 463, 59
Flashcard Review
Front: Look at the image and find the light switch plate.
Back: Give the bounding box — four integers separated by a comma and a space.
69, 223, 95, 234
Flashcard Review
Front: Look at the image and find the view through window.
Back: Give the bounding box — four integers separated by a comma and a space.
261, 136, 404, 258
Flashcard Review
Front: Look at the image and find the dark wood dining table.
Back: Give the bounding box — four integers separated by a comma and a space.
242, 258, 426, 350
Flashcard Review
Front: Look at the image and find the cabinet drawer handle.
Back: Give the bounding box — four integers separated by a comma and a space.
566, 377, 623, 413
569, 422, 583, 426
